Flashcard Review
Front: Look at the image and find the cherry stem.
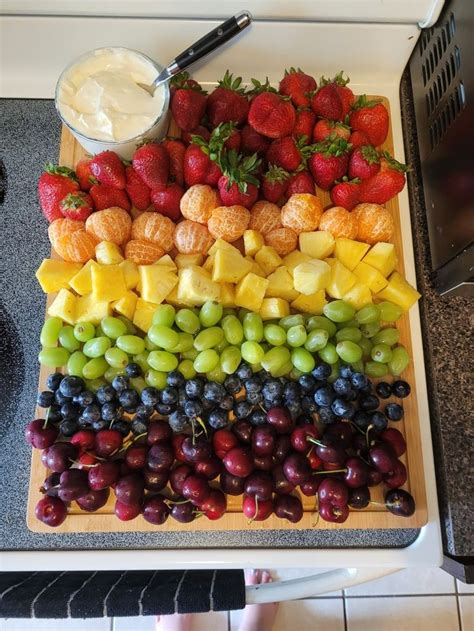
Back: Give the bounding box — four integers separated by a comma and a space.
248, 496, 259, 525
164, 498, 191, 507
313, 468, 347, 475
365, 424, 374, 450
43, 408, 51, 429
194, 416, 208, 438
307, 438, 325, 448
357, 449, 370, 466
369, 500, 386, 508
346, 420, 366, 435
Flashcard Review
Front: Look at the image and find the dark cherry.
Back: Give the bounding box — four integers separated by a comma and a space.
147, 443, 175, 472
232, 419, 253, 444
220, 470, 246, 495
114, 473, 144, 506
35, 496, 67, 527
308, 451, 323, 470
272, 465, 295, 495
147, 420, 172, 445
367, 468, 383, 487
142, 495, 170, 525
344, 457, 369, 489
171, 501, 196, 523
143, 468, 169, 492
242, 495, 273, 521
300, 476, 322, 496
40, 472, 61, 496
318, 478, 348, 508
369, 443, 398, 474
169, 464, 193, 495
272, 435, 292, 464
42, 442, 78, 473
223, 447, 254, 478
244, 471, 273, 501
213, 428, 238, 459
283, 453, 311, 486
325, 421, 354, 449
117, 458, 132, 477
315, 442, 346, 464
319, 502, 349, 523
384, 459, 407, 489
114, 499, 141, 521
195, 457, 222, 480
95, 429, 123, 457
348, 486, 370, 509
58, 469, 89, 502
380, 428, 407, 457
251, 426, 276, 456
70, 429, 96, 451
323, 461, 346, 472
88, 461, 120, 490
385, 489, 415, 517
274, 494, 303, 523
125, 444, 148, 470
201, 489, 227, 520
172, 433, 187, 462
266, 407, 294, 434
76, 488, 109, 512
253, 454, 273, 471
290, 425, 319, 453
182, 474, 210, 506
181, 436, 212, 464
25, 419, 58, 449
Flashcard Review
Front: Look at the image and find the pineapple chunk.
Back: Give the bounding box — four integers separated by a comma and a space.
291, 290, 327, 315
203, 254, 215, 272
156, 254, 177, 270
325, 258, 356, 299
243, 230, 264, 256
166, 285, 193, 308
75, 293, 111, 325
133, 297, 157, 332
208, 238, 240, 256
112, 291, 138, 321
175, 253, 204, 269
245, 256, 266, 277
266, 266, 298, 301
91, 264, 128, 302
138, 265, 178, 304
235, 273, 269, 311
362, 242, 398, 277
177, 267, 221, 306
95, 241, 124, 265
353, 261, 388, 294
220, 282, 236, 308
36, 259, 82, 294
255, 246, 282, 276
212, 249, 252, 283
334, 238, 370, 271
69, 260, 97, 296
260, 298, 290, 320
376, 272, 421, 311
294, 260, 331, 295
119, 259, 140, 290
282, 250, 312, 276
342, 282, 373, 310
299, 231, 335, 259
47, 288, 77, 324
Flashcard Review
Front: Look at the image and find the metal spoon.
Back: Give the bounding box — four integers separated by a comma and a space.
138, 10, 252, 95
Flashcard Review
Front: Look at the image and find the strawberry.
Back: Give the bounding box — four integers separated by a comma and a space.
279, 67, 317, 108
125, 166, 151, 210
308, 137, 351, 190
261, 165, 290, 203
311, 83, 342, 120
248, 92, 296, 139
313, 119, 350, 143
286, 171, 315, 197
241, 124, 271, 155
181, 125, 211, 145
349, 96, 389, 146
89, 184, 131, 211
293, 108, 316, 144
266, 136, 302, 172
161, 138, 186, 186
169, 71, 201, 98
171, 80, 207, 131
151, 183, 184, 221
358, 152, 409, 204
330, 177, 360, 210
38, 164, 79, 223
90, 151, 126, 189
224, 126, 242, 152
348, 145, 381, 181
59, 191, 93, 221
349, 130, 370, 149
183, 123, 233, 187
217, 151, 261, 209
75, 157, 96, 191
132, 143, 169, 189
323, 71, 355, 117
207, 70, 249, 127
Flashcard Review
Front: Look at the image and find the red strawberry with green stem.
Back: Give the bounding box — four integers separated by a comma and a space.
90, 151, 126, 189
151, 183, 184, 221
330, 177, 361, 210
125, 166, 151, 210
75, 157, 96, 191
183, 122, 233, 187
348, 145, 381, 180
38, 164, 79, 223
349, 96, 389, 147
59, 191, 93, 221
132, 143, 169, 189
89, 184, 131, 211
308, 136, 352, 190
248, 91, 296, 139
349, 130, 370, 149
241, 124, 271, 155
161, 138, 186, 186
279, 67, 317, 108
286, 171, 315, 197
181, 125, 211, 145
207, 70, 249, 127
261, 165, 290, 203
170, 73, 207, 132
313, 119, 350, 143
217, 150, 261, 209
311, 83, 343, 121
293, 108, 316, 144
358, 152, 410, 204
321, 71, 355, 118
266, 135, 315, 172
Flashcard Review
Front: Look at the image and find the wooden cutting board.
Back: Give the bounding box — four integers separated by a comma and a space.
27, 97, 428, 533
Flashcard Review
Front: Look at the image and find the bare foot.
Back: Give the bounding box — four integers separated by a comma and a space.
156, 612, 193, 631
239, 569, 279, 631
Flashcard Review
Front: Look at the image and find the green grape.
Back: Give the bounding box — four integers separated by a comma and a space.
152, 304, 176, 327
336, 341, 363, 363
318, 342, 338, 364
181, 348, 199, 361
349, 359, 365, 373
104, 366, 126, 383
148, 325, 180, 351
178, 359, 196, 380
327, 361, 341, 383
222, 315, 244, 345
280, 314, 305, 330
250, 362, 263, 373
323, 300, 355, 323
95, 324, 105, 338
84, 378, 106, 393
194, 349, 219, 373
40, 317, 63, 347
358, 337, 373, 359
147, 350, 179, 372
101, 316, 127, 339
38, 347, 70, 367
67, 350, 88, 377
241, 341, 265, 364
291, 347, 315, 373
105, 347, 129, 368
73, 321, 95, 343
130, 376, 147, 394
338, 318, 359, 329
360, 321, 381, 338
289, 368, 304, 380
356, 304, 381, 325
286, 325, 307, 347
261, 346, 291, 373
171, 332, 194, 353
132, 351, 150, 374
306, 315, 337, 337
222, 308, 237, 318
58, 326, 80, 352
371, 343, 393, 363
238, 308, 251, 322
271, 360, 293, 378
372, 328, 400, 346
200, 300, 223, 327
336, 327, 362, 343
304, 328, 329, 352
145, 369, 167, 389
82, 357, 108, 380
221, 346, 242, 375
365, 361, 389, 378
378, 301, 403, 322
83, 336, 112, 358
243, 313, 264, 342
116, 316, 137, 335
388, 346, 410, 376
116, 335, 145, 355
215, 337, 229, 353
144, 335, 158, 351
194, 326, 224, 351
263, 323, 287, 346
206, 365, 226, 383
175, 308, 201, 334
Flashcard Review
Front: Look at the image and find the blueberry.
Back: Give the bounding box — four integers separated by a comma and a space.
82, 403, 101, 423
249, 409, 267, 426
60, 419, 78, 436
204, 381, 226, 402
112, 375, 129, 393
237, 362, 253, 381
359, 382, 373, 395
55, 390, 70, 406
312, 364, 331, 380
37, 390, 56, 408
234, 400, 252, 419
125, 363, 142, 378
332, 378, 352, 398
178, 388, 187, 408
385, 403, 404, 421
161, 387, 178, 405
339, 365, 353, 379
392, 380, 411, 398
141, 387, 160, 407
314, 386, 335, 407
77, 416, 91, 428
167, 370, 185, 388
284, 381, 301, 402
246, 390, 262, 405
46, 404, 62, 424
96, 385, 116, 404
244, 377, 261, 394
346, 388, 358, 402
298, 374, 317, 393
185, 378, 204, 400
60, 401, 80, 419
301, 395, 318, 414
371, 411, 388, 431
156, 403, 174, 415
331, 398, 355, 418
184, 399, 203, 418
224, 374, 242, 395
101, 402, 119, 422
353, 410, 371, 430
169, 410, 189, 433
131, 417, 149, 436
376, 381, 392, 399
208, 409, 228, 430
59, 375, 84, 398
263, 395, 282, 410
202, 398, 215, 411
360, 394, 379, 412
119, 389, 140, 411
92, 419, 108, 432
46, 372, 63, 392
262, 379, 283, 399
73, 390, 95, 407
110, 419, 130, 436
135, 404, 154, 419
318, 406, 336, 424
219, 394, 235, 411
351, 372, 369, 390
287, 400, 302, 420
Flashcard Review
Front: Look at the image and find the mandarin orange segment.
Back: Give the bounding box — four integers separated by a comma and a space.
131, 211, 175, 252
352, 203, 395, 245
281, 193, 323, 234
125, 239, 165, 265
85, 207, 132, 246
249, 200, 282, 235
318, 206, 358, 239
48, 218, 84, 247
54, 230, 98, 263
264, 226, 298, 256
173, 220, 214, 255
180, 184, 219, 224
208, 205, 250, 242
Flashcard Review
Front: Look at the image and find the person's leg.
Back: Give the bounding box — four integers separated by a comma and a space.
238, 569, 278, 631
